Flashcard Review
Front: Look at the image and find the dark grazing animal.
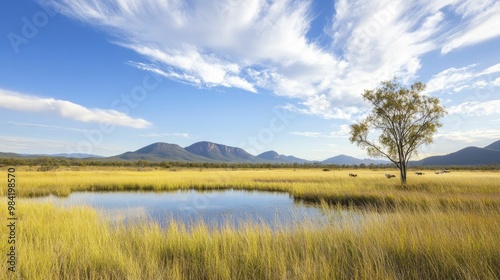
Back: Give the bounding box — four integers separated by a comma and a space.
349, 173, 357, 177
385, 173, 396, 179
415, 172, 424, 175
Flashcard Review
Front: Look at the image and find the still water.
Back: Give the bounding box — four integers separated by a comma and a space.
30, 189, 359, 230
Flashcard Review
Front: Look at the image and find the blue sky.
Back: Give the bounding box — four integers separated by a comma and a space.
1, 0, 499, 160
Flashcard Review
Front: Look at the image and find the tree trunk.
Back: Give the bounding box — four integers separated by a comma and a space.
399, 162, 407, 184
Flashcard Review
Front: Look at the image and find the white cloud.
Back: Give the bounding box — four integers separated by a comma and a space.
43, 0, 500, 119
289, 131, 322, 138
436, 128, 500, 143
0, 136, 74, 151
5, 121, 86, 132
0, 89, 151, 128
139, 132, 193, 139
334, 124, 351, 136
281, 102, 360, 120
481, 63, 500, 76
448, 100, 500, 116
289, 124, 350, 138
494, 78, 500, 87
441, 1, 500, 54
426, 65, 476, 93
0, 135, 125, 155
426, 63, 500, 93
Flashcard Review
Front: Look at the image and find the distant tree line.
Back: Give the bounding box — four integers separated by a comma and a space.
0, 157, 498, 171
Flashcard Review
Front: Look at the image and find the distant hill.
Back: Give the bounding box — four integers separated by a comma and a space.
0, 152, 23, 158
414, 145, 500, 166
35, 153, 103, 159
1, 152, 102, 159
322, 154, 388, 165
3, 139, 499, 166
257, 150, 309, 163
485, 140, 500, 151
111, 142, 214, 162
185, 141, 260, 162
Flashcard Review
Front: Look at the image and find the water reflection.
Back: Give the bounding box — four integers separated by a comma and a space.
27, 189, 361, 230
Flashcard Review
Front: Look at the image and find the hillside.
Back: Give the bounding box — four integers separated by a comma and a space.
33, 153, 103, 159
484, 140, 500, 151
257, 151, 309, 163
322, 154, 388, 165
111, 142, 214, 162
414, 145, 500, 166
0, 152, 23, 158
185, 141, 260, 162
2, 139, 499, 166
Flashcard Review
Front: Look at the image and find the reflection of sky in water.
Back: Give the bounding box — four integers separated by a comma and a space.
27, 190, 362, 230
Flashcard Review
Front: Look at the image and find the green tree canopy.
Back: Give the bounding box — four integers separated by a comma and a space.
349, 78, 446, 183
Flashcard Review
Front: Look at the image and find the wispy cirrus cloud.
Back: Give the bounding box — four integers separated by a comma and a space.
0, 136, 74, 150
139, 132, 193, 139
448, 100, 500, 116
5, 121, 86, 132
441, 0, 500, 54
426, 63, 500, 94
436, 128, 500, 143
0, 135, 125, 154
289, 131, 323, 138
42, 0, 500, 119
290, 124, 350, 138
0, 89, 151, 128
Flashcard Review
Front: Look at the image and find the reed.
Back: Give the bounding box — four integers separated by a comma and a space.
0, 201, 498, 279
3, 168, 499, 210
0, 167, 499, 279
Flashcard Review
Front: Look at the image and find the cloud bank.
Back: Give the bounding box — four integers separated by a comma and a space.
0, 89, 151, 128
44, 0, 500, 119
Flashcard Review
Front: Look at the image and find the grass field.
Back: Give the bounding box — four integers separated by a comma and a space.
1, 167, 499, 279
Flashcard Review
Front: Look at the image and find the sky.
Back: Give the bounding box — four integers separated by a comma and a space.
0, 0, 499, 161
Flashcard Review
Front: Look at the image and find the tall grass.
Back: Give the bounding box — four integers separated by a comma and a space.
0, 201, 499, 279
3, 168, 499, 210
0, 168, 499, 279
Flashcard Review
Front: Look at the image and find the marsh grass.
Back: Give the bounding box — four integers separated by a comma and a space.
0, 201, 499, 279
3, 168, 499, 210
1, 168, 499, 279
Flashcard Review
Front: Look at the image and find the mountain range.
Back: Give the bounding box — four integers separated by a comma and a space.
411, 140, 500, 166
322, 154, 388, 165
1, 140, 499, 166
0, 152, 102, 159
110, 143, 214, 162
111, 142, 392, 164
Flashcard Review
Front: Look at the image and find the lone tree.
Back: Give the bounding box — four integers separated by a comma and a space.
349, 78, 446, 183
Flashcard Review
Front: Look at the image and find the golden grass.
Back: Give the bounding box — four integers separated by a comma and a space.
0, 167, 499, 279
3, 167, 499, 210
0, 202, 499, 279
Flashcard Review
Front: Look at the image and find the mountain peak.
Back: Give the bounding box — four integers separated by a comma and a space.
484, 140, 500, 151
322, 154, 387, 165
257, 150, 308, 163
258, 150, 280, 159
413, 144, 500, 166
112, 142, 212, 162
135, 142, 183, 154
185, 141, 258, 162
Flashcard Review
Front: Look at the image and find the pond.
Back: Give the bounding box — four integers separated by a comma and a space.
28, 189, 360, 230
